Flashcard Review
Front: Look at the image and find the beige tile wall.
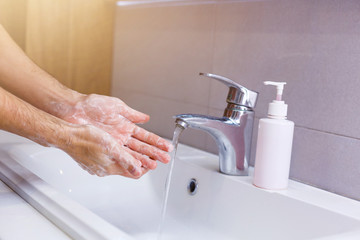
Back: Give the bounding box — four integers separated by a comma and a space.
1, 0, 115, 95
0, 0, 27, 49
112, 0, 360, 200
25, 0, 115, 95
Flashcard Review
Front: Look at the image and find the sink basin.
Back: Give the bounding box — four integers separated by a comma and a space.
0, 130, 360, 239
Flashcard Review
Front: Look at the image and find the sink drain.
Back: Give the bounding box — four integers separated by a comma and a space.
187, 178, 198, 195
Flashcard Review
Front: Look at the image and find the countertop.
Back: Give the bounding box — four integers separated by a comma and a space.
0, 180, 70, 240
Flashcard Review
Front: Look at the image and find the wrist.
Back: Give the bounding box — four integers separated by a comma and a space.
47, 121, 80, 150
46, 87, 86, 119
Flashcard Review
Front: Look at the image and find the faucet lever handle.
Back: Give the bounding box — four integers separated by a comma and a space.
200, 72, 258, 109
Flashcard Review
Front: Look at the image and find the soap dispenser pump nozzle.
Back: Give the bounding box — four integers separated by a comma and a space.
263, 81, 288, 119
264, 81, 287, 101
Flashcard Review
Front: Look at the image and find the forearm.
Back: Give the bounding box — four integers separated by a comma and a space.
0, 24, 82, 117
0, 86, 72, 148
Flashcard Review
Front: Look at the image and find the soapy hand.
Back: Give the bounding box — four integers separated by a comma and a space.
59, 94, 172, 177
63, 124, 151, 178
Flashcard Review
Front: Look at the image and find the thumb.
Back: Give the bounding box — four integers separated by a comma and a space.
120, 104, 150, 124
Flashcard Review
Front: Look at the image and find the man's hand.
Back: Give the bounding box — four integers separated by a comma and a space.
62, 124, 153, 178
58, 94, 172, 176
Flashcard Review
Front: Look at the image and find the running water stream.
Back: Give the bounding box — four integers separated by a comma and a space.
157, 124, 185, 240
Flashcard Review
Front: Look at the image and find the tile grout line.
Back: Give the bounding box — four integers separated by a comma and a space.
204, 3, 220, 152
294, 124, 360, 141
206, 3, 219, 115
253, 116, 360, 142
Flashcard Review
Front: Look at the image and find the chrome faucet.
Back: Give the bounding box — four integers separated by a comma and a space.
175, 73, 258, 176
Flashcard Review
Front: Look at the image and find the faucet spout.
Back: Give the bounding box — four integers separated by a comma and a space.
174, 73, 258, 176
175, 114, 253, 176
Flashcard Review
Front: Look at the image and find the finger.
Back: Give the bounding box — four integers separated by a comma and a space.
128, 167, 149, 179
133, 126, 173, 152
120, 104, 150, 124
111, 147, 143, 177
126, 138, 171, 164
124, 148, 157, 170
106, 163, 148, 179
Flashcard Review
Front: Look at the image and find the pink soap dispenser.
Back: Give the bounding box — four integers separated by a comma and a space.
253, 81, 294, 190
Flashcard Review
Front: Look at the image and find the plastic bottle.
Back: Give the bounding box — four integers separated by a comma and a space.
253, 81, 294, 190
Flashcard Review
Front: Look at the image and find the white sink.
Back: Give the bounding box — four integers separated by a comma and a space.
0, 130, 360, 239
